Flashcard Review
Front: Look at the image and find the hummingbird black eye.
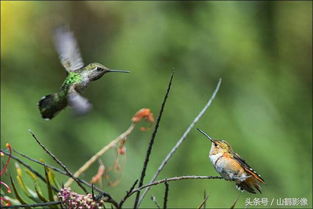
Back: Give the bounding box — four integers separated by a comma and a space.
96, 67, 102, 72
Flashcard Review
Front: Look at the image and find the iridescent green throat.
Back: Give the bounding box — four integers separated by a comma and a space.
64, 72, 83, 86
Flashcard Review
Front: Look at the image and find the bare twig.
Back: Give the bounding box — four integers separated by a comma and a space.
91, 184, 95, 200
28, 129, 88, 193
230, 193, 241, 209
133, 73, 174, 209
130, 175, 223, 195
118, 179, 138, 208
0, 149, 58, 192
138, 78, 222, 205
151, 196, 161, 209
197, 190, 208, 209
14, 149, 67, 176
64, 123, 136, 187
92, 190, 119, 208
163, 180, 169, 209
204, 190, 208, 209
1, 201, 61, 208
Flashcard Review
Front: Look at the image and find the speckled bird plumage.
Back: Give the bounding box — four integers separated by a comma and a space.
197, 128, 265, 194
38, 27, 129, 120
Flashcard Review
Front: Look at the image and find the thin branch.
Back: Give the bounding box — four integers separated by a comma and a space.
138, 78, 222, 205
14, 149, 66, 175
91, 184, 95, 200
133, 73, 174, 209
118, 179, 138, 208
0, 150, 58, 192
28, 129, 88, 193
2, 201, 61, 208
163, 180, 169, 209
131, 175, 223, 196
64, 123, 136, 187
197, 190, 208, 209
204, 190, 207, 209
230, 193, 241, 209
92, 190, 119, 208
151, 196, 161, 209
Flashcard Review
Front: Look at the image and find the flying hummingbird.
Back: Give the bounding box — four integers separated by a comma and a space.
38, 27, 129, 120
197, 128, 265, 194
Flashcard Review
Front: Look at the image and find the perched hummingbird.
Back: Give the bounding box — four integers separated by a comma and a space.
38, 27, 129, 120
197, 128, 265, 194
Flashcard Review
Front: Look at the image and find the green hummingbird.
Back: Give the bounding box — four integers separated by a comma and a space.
38, 27, 129, 120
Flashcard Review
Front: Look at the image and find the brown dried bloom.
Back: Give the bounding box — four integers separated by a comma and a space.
131, 108, 154, 123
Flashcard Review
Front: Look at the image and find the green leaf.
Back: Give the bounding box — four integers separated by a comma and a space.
34, 185, 48, 202
9, 176, 30, 209
44, 166, 54, 202
47, 167, 61, 189
15, 163, 29, 195
26, 187, 40, 201
25, 169, 37, 180
3, 196, 21, 206
17, 175, 41, 202
15, 164, 41, 202
25, 168, 48, 202
16, 175, 29, 195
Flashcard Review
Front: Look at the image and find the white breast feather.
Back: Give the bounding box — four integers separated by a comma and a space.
209, 153, 223, 165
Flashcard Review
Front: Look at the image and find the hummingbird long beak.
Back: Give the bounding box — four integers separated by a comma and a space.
197, 128, 214, 143
107, 69, 130, 73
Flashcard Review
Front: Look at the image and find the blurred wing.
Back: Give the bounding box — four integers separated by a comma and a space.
54, 27, 84, 72
68, 87, 91, 115
233, 153, 265, 183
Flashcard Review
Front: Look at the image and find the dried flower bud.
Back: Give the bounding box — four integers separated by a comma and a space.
118, 146, 126, 155
113, 159, 121, 172
132, 108, 154, 123
0, 181, 11, 193
0, 143, 11, 176
0, 197, 11, 206
90, 165, 105, 184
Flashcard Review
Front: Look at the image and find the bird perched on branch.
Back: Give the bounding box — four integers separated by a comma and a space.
197, 128, 265, 194
38, 27, 129, 120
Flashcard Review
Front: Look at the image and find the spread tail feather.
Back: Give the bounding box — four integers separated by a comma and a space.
236, 181, 256, 194
38, 93, 67, 120
236, 177, 262, 194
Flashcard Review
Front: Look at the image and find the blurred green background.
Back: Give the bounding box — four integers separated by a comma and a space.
1, 1, 312, 208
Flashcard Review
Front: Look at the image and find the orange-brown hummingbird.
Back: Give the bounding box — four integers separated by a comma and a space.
197, 128, 265, 194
